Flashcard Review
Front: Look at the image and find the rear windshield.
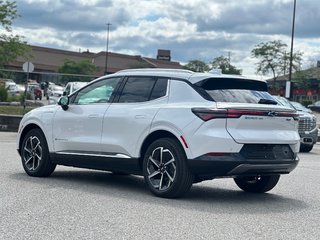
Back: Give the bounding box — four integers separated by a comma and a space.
195, 77, 274, 103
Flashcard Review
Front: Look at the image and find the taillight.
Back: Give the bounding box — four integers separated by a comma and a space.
191, 108, 228, 121
192, 108, 299, 121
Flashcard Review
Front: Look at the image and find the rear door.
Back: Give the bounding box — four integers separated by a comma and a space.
101, 76, 169, 157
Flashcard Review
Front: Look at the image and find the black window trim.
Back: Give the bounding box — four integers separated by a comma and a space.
113, 76, 168, 103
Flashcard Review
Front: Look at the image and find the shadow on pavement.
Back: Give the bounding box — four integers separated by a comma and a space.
10, 168, 308, 215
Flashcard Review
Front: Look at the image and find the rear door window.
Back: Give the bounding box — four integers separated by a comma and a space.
116, 77, 168, 103
195, 78, 274, 103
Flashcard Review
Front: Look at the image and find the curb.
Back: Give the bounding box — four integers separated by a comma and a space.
0, 114, 22, 132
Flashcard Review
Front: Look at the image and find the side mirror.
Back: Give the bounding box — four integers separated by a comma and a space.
58, 96, 69, 111
63, 91, 67, 96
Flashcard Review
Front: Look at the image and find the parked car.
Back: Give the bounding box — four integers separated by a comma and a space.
273, 96, 318, 152
63, 81, 88, 96
6, 83, 19, 96
290, 101, 312, 113
33, 86, 42, 100
27, 84, 42, 100
308, 101, 320, 113
17, 69, 300, 198
47, 85, 64, 100
0, 78, 15, 89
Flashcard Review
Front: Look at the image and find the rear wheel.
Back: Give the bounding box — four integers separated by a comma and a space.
234, 175, 280, 193
143, 138, 193, 198
21, 129, 56, 177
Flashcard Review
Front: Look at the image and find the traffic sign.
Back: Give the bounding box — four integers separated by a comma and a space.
22, 62, 34, 73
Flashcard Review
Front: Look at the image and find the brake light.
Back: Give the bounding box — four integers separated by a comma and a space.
192, 108, 299, 121
191, 108, 228, 121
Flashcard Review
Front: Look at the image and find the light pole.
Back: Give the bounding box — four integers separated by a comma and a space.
105, 23, 112, 75
286, 0, 296, 99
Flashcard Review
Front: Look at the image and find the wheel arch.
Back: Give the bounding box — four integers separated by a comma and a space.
18, 123, 43, 154
139, 130, 187, 169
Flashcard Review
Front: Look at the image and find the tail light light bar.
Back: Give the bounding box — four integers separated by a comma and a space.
192, 108, 299, 121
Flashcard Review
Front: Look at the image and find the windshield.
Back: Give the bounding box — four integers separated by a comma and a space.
73, 83, 87, 91
272, 96, 295, 109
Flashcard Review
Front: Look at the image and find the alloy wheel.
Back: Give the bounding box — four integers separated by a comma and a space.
22, 135, 42, 171
146, 147, 176, 191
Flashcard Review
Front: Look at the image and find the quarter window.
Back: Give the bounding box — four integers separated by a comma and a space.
150, 78, 168, 100
64, 84, 71, 96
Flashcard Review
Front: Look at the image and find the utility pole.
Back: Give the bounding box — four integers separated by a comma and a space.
105, 23, 112, 75
228, 51, 231, 72
286, 0, 296, 99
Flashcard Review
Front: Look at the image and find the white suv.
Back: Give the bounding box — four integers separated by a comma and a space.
17, 69, 300, 198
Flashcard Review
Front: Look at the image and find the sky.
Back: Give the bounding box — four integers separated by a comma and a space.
11, 0, 320, 78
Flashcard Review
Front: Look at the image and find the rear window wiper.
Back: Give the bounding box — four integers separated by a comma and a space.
258, 98, 278, 105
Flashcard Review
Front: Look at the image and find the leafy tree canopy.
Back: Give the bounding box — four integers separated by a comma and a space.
251, 40, 303, 91
58, 59, 97, 83
0, 0, 30, 68
211, 56, 241, 75
184, 60, 210, 72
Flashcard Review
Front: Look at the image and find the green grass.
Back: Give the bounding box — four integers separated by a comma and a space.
0, 105, 35, 115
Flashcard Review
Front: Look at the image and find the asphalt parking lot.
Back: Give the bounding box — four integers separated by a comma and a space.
0, 132, 319, 240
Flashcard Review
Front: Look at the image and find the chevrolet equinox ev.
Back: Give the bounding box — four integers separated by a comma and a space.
17, 69, 300, 198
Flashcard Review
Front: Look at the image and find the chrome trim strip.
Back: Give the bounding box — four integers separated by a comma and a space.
56, 151, 131, 159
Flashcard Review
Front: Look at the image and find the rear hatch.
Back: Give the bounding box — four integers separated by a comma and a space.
194, 76, 300, 144
218, 102, 299, 144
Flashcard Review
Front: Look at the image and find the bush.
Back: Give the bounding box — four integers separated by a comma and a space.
0, 85, 8, 102
301, 100, 312, 107
7, 95, 20, 102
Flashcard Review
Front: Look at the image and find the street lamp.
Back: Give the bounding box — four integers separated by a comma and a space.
105, 22, 112, 75
286, 0, 296, 98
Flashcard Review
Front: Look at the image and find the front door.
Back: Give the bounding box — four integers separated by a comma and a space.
53, 77, 121, 154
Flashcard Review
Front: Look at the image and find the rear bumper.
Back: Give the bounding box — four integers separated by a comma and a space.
188, 153, 299, 180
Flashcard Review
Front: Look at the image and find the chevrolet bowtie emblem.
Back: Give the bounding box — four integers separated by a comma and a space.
267, 111, 277, 117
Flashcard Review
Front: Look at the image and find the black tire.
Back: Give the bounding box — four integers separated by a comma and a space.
234, 175, 280, 193
142, 138, 194, 198
20, 129, 56, 177
299, 144, 313, 153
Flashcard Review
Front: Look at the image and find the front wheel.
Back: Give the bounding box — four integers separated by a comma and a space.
143, 138, 193, 198
234, 175, 280, 193
21, 129, 56, 177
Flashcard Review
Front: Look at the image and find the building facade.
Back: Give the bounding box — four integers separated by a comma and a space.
267, 63, 320, 104
4, 46, 182, 84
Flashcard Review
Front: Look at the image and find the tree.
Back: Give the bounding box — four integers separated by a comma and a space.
293, 70, 311, 90
58, 59, 97, 83
251, 40, 302, 92
0, 0, 30, 69
211, 56, 241, 75
184, 60, 210, 72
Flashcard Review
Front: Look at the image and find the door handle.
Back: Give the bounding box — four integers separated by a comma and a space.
135, 115, 146, 119
88, 114, 99, 118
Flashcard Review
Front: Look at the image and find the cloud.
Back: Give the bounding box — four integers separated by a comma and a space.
11, 0, 320, 76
